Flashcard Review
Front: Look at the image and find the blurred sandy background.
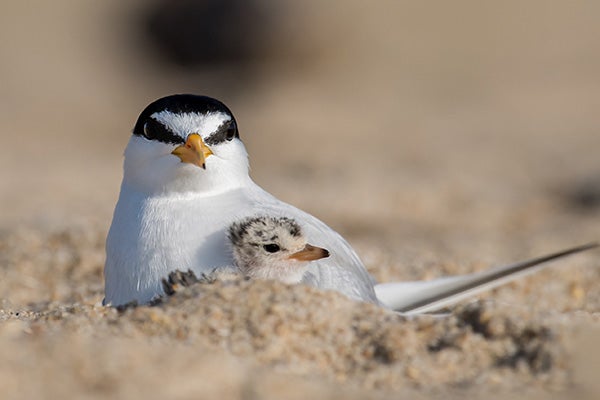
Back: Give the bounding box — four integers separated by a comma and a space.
1, 1, 599, 399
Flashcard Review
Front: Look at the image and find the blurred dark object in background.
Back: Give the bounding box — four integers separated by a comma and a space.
142, 0, 275, 69
563, 174, 600, 212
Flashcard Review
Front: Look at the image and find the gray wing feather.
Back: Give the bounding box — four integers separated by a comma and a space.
375, 243, 598, 314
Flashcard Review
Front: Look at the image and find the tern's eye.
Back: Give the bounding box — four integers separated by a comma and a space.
140, 119, 183, 144
225, 121, 237, 141
143, 121, 157, 139
263, 244, 280, 253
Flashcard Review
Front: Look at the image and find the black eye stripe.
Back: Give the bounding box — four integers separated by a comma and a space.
140, 119, 184, 145
205, 120, 239, 146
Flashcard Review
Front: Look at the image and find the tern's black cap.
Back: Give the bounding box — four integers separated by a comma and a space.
132, 94, 239, 145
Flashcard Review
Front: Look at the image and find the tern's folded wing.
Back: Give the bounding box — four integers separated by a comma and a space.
375, 243, 598, 314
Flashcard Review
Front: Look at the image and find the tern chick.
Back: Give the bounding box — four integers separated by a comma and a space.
228, 216, 330, 284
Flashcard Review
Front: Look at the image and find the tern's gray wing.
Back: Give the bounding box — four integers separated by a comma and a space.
375, 243, 598, 314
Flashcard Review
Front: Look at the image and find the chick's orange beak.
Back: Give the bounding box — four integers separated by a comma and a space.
288, 244, 330, 262
171, 133, 213, 169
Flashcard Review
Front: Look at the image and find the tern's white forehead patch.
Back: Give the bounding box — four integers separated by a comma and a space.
150, 110, 231, 139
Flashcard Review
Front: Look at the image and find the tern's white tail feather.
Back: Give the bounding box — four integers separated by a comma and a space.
375, 243, 598, 314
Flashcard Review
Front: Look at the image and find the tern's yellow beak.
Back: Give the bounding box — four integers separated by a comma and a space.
171, 133, 213, 169
287, 244, 330, 262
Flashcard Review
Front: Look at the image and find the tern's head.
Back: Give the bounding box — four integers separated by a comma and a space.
228, 216, 330, 284
123, 94, 250, 195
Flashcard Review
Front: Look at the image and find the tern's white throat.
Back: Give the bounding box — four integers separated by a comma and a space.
122, 134, 251, 196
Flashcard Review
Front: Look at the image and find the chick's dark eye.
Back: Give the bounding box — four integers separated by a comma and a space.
263, 244, 280, 253
225, 122, 237, 141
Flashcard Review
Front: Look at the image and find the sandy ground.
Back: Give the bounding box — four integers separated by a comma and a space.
1, 1, 599, 399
